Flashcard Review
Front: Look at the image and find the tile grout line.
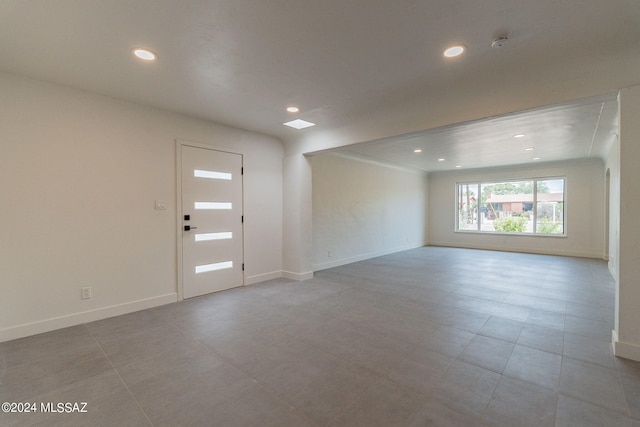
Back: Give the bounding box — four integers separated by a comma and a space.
556, 351, 633, 419
247, 381, 320, 427
222, 346, 322, 427
159, 318, 322, 427
82, 323, 155, 427
324, 376, 386, 426
614, 366, 634, 420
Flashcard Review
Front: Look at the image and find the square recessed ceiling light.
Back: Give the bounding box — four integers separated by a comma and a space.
283, 119, 315, 129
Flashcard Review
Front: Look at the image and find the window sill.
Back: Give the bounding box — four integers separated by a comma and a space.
454, 230, 567, 238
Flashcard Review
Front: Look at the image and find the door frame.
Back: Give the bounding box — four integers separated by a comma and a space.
175, 139, 245, 301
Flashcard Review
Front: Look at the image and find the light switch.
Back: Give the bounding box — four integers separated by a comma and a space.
155, 200, 166, 210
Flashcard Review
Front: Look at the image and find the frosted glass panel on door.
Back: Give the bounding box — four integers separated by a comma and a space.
195, 232, 233, 242
195, 261, 233, 274
194, 202, 232, 210
194, 169, 232, 180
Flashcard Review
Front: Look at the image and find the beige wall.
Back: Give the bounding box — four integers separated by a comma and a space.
0, 72, 283, 341
282, 154, 313, 280
311, 152, 428, 271
612, 85, 640, 361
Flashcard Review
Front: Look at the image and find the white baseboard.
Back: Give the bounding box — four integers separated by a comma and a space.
312, 242, 427, 272
282, 270, 314, 281
612, 330, 640, 362
0, 293, 178, 343
427, 241, 601, 259
246, 270, 283, 285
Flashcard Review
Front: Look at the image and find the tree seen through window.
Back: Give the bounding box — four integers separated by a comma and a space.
456, 178, 564, 235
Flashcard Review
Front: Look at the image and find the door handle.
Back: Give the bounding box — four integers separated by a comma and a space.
184, 225, 198, 231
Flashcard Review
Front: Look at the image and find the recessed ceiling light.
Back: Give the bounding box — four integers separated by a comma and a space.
444, 45, 465, 58
132, 48, 157, 61
524, 147, 535, 151
533, 157, 541, 160
514, 134, 525, 138
456, 165, 462, 168
414, 149, 423, 153
283, 119, 315, 129
286, 106, 299, 113
438, 158, 445, 162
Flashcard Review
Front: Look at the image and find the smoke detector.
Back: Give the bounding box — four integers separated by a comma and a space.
491, 35, 509, 49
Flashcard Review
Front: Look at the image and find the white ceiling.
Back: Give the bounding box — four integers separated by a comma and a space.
1, 1, 638, 171
341, 93, 619, 172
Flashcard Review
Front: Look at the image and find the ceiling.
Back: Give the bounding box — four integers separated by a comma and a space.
340, 93, 619, 172
1, 1, 638, 171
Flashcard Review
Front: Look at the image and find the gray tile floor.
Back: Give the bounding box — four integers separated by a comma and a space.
1, 246, 639, 426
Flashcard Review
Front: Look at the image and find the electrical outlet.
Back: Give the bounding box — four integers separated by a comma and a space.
81, 287, 92, 300
328, 250, 333, 258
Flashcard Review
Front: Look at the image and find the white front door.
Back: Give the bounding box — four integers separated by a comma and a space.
180, 144, 243, 298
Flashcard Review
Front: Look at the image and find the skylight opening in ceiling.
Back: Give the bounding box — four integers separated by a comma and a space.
284, 119, 315, 129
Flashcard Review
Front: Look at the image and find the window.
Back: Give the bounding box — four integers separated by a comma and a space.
456, 178, 565, 235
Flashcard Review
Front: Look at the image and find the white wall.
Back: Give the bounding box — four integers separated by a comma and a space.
0, 71, 283, 342
311, 152, 428, 271
604, 135, 620, 280
612, 85, 640, 361
428, 159, 605, 258
282, 154, 313, 280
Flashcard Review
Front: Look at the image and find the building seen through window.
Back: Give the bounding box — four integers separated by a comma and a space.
457, 178, 565, 235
